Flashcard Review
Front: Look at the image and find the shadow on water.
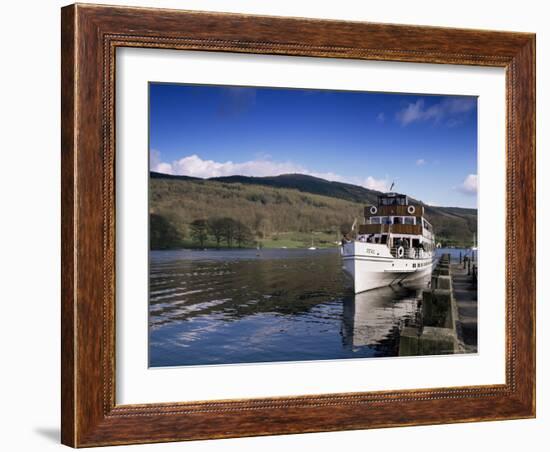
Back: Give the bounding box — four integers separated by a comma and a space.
149, 248, 427, 367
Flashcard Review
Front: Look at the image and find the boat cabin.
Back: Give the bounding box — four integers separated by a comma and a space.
356, 193, 434, 257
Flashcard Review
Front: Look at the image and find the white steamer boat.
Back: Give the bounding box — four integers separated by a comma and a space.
341, 192, 435, 293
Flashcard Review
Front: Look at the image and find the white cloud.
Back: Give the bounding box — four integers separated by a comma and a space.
310, 171, 348, 183
151, 152, 390, 193
457, 174, 478, 195
397, 100, 434, 125
150, 150, 176, 174
151, 153, 348, 182
154, 154, 306, 179
363, 176, 389, 192
396, 98, 476, 126
416, 159, 426, 166
155, 162, 174, 174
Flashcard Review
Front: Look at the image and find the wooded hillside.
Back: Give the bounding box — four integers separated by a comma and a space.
149, 172, 477, 249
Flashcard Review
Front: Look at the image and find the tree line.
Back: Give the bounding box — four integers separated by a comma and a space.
189, 217, 254, 248
150, 177, 477, 249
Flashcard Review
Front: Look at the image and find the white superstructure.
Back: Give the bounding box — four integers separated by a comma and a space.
341, 193, 435, 293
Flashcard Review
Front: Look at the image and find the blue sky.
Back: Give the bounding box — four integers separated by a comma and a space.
149, 83, 478, 208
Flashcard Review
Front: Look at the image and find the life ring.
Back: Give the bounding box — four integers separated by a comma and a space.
397, 246, 405, 258
407, 205, 416, 214
369, 206, 378, 215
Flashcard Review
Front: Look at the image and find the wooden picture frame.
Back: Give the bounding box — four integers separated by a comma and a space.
61, 3, 535, 447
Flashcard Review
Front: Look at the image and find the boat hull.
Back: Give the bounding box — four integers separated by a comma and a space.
341, 242, 433, 293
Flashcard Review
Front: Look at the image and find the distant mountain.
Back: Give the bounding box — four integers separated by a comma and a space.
149, 171, 477, 248
150, 172, 200, 181
151, 171, 381, 204
211, 173, 382, 205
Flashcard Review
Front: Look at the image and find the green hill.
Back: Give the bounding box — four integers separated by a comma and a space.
149, 172, 477, 249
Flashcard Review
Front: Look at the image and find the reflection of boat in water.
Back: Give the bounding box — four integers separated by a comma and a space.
341, 285, 423, 350
341, 192, 435, 293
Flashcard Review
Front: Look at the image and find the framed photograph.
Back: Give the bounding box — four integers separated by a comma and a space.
61, 3, 535, 447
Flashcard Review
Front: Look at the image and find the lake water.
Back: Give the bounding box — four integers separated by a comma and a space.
149, 247, 463, 367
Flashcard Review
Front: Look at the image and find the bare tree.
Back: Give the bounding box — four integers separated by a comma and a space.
234, 221, 253, 248
255, 215, 272, 239
207, 217, 225, 248
220, 217, 236, 247
189, 219, 208, 247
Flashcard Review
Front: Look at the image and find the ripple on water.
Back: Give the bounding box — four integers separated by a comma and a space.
149, 248, 426, 367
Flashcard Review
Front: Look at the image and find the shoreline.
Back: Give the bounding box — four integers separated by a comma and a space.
150, 245, 340, 252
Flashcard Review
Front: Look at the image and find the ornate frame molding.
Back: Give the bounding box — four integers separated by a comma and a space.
62, 4, 535, 447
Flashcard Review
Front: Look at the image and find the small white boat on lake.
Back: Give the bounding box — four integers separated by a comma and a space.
341, 192, 435, 293
308, 235, 317, 250
471, 232, 478, 251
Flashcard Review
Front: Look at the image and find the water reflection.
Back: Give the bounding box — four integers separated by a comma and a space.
341, 286, 422, 352
149, 248, 427, 367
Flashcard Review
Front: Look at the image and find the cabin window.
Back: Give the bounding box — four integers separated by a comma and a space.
393, 217, 402, 224
379, 196, 407, 206
381, 216, 391, 224
370, 217, 381, 224
404, 217, 415, 225
380, 234, 388, 244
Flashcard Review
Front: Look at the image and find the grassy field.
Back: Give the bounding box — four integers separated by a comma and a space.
258, 231, 340, 249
